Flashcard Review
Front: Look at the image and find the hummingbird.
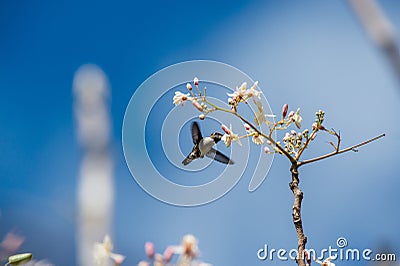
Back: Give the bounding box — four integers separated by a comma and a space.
182, 122, 234, 165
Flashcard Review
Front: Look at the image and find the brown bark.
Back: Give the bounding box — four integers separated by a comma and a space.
290, 165, 307, 266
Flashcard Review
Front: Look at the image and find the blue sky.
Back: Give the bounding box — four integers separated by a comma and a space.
1, 0, 399, 265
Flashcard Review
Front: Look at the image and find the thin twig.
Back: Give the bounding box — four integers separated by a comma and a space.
298, 133, 385, 167
295, 129, 317, 160
204, 99, 297, 163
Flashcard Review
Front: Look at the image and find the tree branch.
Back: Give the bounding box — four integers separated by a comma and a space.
297, 133, 385, 167
290, 165, 307, 266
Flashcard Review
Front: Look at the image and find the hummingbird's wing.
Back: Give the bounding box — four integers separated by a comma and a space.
206, 148, 234, 165
191, 122, 202, 144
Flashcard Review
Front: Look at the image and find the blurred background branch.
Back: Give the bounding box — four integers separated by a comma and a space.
349, 0, 400, 86
73, 65, 114, 266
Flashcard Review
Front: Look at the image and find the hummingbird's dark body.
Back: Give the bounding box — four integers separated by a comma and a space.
182, 122, 234, 165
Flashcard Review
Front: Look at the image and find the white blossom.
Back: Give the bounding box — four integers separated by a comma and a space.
292, 108, 302, 129
221, 124, 241, 147
173, 91, 193, 106
247, 81, 262, 99
227, 81, 262, 102
227, 82, 247, 99
252, 133, 264, 145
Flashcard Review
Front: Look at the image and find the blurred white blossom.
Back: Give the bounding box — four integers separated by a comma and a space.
24, 260, 54, 266
0, 232, 24, 259
315, 256, 335, 266
93, 235, 125, 266
138, 235, 211, 266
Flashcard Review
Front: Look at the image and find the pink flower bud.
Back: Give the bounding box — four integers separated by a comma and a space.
163, 246, 174, 263
193, 77, 199, 86
244, 123, 251, 131
282, 104, 288, 118
186, 83, 192, 91
291, 130, 296, 135
304, 251, 311, 265
264, 147, 270, 153
199, 114, 205, 120
1, 233, 24, 253
221, 124, 231, 134
288, 111, 295, 119
267, 140, 272, 145
192, 100, 203, 111
145, 242, 154, 258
